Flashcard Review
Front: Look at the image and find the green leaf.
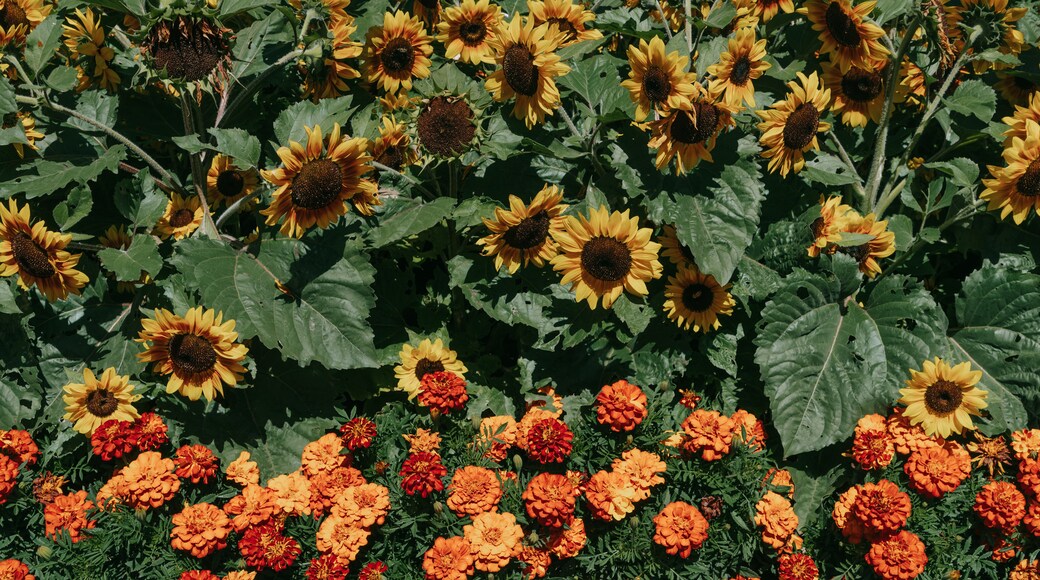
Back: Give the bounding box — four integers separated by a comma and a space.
943, 79, 996, 122
209, 128, 262, 167
802, 153, 862, 186
0, 376, 39, 429
0, 145, 126, 199
0, 76, 16, 116
273, 95, 356, 144
705, 2, 737, 28
23, 16, 63, 77
114, 169, 168, 229
887, 214, 913, 251
0, 124, 27, 147
0, 282, 19, 315
45, 66, 79, 92
98, 235, 162, 281
367, 197, 456, 248
873, 0, 913, 24
557, 53, 628, 117
789, 466, 842, 529
230, 9, 295, 79
52, 185, 94, 231
65, 91, 119, 132
219, 0, 279, 16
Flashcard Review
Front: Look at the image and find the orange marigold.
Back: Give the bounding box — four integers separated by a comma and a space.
268, 471, 312, 516
547, 517, 586, 558
308, 553, 351, 580
301, 433, 348, 478
523, 473, 576, 528
1024, 502, 1040, 537
476, 415, 517, 461
595, 380, 648, 432
612, 449, 666, 500
447, 465, 502, 517
0, 559, 34, 580
681, 409, 735, 461
422, 536, 474, 580
44, 490, 95, 542
515, 408, 558, 451
316, 516, 371, 563
1011, 559, 1040, 580
653, 501, 710, 558
174, 444, 219, 485
975, 480, 1026, 531
309, 466, 367, 516
0, 455, 18, 505
464, 511, 524, 572
731, 409, 767, 451
0, 429, 39, 466
1013, 429, 1040, 462
403, 428, 442, 454
585, 470, 639, 521
763, 468, 795, 498
121, 450, 180, 510
904, 442, 971, 499
331, 483, 391, 528
516, 545, 552, 579
418, 371, 469, 415
755, 491, 798, 551
1019, 458, 1040, 500
851, 414, 895, 470
832, 486, 866, 544
95, 471, 129, 511
887, 407, 941, 455
170, 502, 231, 558
223, 484, 277, 532
225, 451, 260, 487
853, 480, 912, 536
224, 572, 256, 580
865, 530, 927, 580
778, 553, 818, 580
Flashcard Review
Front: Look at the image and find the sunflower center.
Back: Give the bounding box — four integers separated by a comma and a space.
825, 1, 862, 47
380, 37, 415, 75
416, 96, 476, 157
681, 283, 715, 312
643, 65, 672, 104
85, 389, 119, 417
169, 208, 196, 228
503, 44, 539, 96
810, 217, 827, 238
458, 20, 487, 45
414, 358, 445, 381
840, 242, 871, 262
169, 333, 218, 375
580, 237, 632, 282
782, 103, 820, 150
376, 145, 405, 170
671, 103, 719, 145
1, 2, 28, 28
730, 55, 752, 86
503, 211, 550, 250
216, 170, 244, 197
924, 379, 964, 416
841, 68, 883, 102
146, 17, 228, 82
1015, 158, 1040, 198
290, 159, 343, 210
416, 0, 440, 7
547, 17, 578, 43
10, 232, 56, 279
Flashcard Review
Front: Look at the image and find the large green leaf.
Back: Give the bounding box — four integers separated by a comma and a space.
0, 145, 126, 199
367, 197, 456, 248
273, 96, 356, 144
23, 16, 63, 78
97, 235, 162, 281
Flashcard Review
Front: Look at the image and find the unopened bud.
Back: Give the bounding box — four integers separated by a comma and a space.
512, 454, 523, 472
36, 545, 52, 559
433, 501, 444, 515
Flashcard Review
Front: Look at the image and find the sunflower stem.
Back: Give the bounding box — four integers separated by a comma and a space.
67, 241, 107, 252
180, 93, 220, 240
653, 0, 676, 40
684, 0, 694, 56
215, 47, 307, 128
214, 187, 266, 230
828, 132, 866, 202
557, 105, 584, 141
874, 199, 984, 281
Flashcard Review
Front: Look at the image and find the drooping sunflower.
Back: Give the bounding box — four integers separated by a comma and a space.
206, 154, 259, 210
756, 71, 832, 177
62, 8, 120, 92
143, 16, 230, 84
1002, 91, 1040, 146
995, 73, 1038, 106
822, 58, 895, 127
657, 225, 696, 267
0, 0, 52, 46
416, 96, 477, 157
960, 0, 1026, 73
899, 358, 988, 438
363, 10, 434, 94
301, 15, 362, 101
836, 212, 895, 278
155, 192, 203, 240
620, 35, 697, 122
707, 28, 771, 109
650, 88, 735, 174
137, 306, 250, 402
526, 0, 602, 46
435, 0, 502, 65
62, 368, 141, 435
981, 119, 1040, 224
799, 0, 888, 73
663, 266, 735, 333
261, 123, 377, 238
754, 0, 795, 22
394, 338, 468, 400
371, 116, 418, 173
550, 205, 663, 310
7, 112, 44, 158
0, 199, 88, 302
477, 184, 568, 274
412, 0, 442, 26
485, 17, 571, 128
807, 195, 856, 257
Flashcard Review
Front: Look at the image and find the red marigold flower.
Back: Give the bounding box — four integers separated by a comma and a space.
653, 501, 710, 558
0, 429, 39, 466
339, 417, 377, 451
865, 530, 927, 580
1025, 502, 1040, 537
777, 553, 819, 580
44, 490, 95, 543
0, 558, 34, 580
90, 419, 137, 461
525, 418, 573, 464
422, 536, 474, 580
400, 452, 447, 498
852, 480, 912, 537
306, 553, 351, 580
174, 444, 219, 484
179, 572, 219, 580
851, 414, 895, 470
975, 480, 1026, 532
0, 455, 18, 506
904, 442, 971, 499
134, 412, 169, 451
595, 380, 648, 432
358, 561, 389, 580
239, 521, 301, 571
418, 371, 469, 415
523, 473, 576, 528
681, 409, 735, 461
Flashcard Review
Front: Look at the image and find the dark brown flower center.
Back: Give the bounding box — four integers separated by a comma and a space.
1, 2, 28, 28
841, 67, 883, 102
416, 96, 476, 157
547, 17, 578, 43
169, 208, 196, 228
10, 232, 55, 278
782, 103, 820, 150
216, 170, 244, 197
458, 20, 487, 45
730, 55, 752, 86
580, 237, 632, 282
810, 217, 827, 239
503, 211, 550, 250
85, 389, 119, 417
681, 282, 715, 312
825, 1, 862, 47
643, 65, 672, 104
169, 333, 218, 375
145, 17, 228, 82
840, 242, 871, 263
671, 103, 719, 145
503, 43, 539, 96
1013, 75, 1036, 91
924, 379, 964, 416
376, 146, 406, 171
414, 358, 445, 381
416, 0, 440, 8
1016, 158, 1040, 198
380, 37, 416, 74
290, 159, 343, 210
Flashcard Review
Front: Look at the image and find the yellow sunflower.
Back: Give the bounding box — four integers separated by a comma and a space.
363, 10, 434, 94
898, 357, 988, 438
961, 0, 1026, 73
754, 0, 795, 22
62, 367, 141, 435
302, 15, 362, 100
821, 58, 896, 127
0, 199, 88, 302
413, 0, 442, 26
662, 265, 735, 333
371, 116, 418, 173
154, 192, 203, 240
756, 71, 832, 177
0, 0, 52, 46
485, 17, 571, 128
436, 0, 502, 65
206, 154, 259, 210
707, 28, 771, 109
701, 0, 759, 32
899, 58, 927, 109
658, 225, 696, 266
260, 123, 377, 238
526, 0, 602, 46
807, 195, 856, 257
1002, 91, 1040, 146
995, 73, 1038, 107
137, 306, 250, 402
477, 184, 568, 274
620, 35, 697, 122
550, 205, 663, 310
394, 338, 468, 399
62, 7, 120, 92
799, 0, 888, 73
981, 119, 1040, 224
8, 112, 44, 158
650, 88, 735, 174
836, 212, 894, 277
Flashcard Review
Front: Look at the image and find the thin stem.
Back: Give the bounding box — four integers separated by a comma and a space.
874, 199, 983, 281
653, 0, 676, 40
68, 241, 107, 252
180, 93, 219, 238
118, 162, 177, 194
217, 48, 307, 128
684, 0, 694, 56
372, 161, 435, 197
692, 0, 721, 76
214, 188, 265, 229
828, 132, 866, 201
5, 55, 38, 89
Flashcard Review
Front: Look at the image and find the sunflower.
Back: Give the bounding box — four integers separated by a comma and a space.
363, 10, 433, 94
0, 0, 51, 46
416, 96, 477, 157
662, 266, 735, 333
799, 0, 888, 73
206, 154, 259, 210
981, 119, 1040, 224
526, 0, 602, 46
1002, 91, 1040, 146
821, 58, 894, 127
899, 358, 988, 438
7, 112, 44, 158
143, 16, 230, 83
485, 16, 571, 128
62, 368, 141, 435
960, 0, 1026, 73
620, 35, 697, 122
477, 184, 568, 274
756, 71, 832, 177
836, 212, 894, 277
899, 58, 927, 109
435, 0, 502, 65
995, 73, 1038, 107
261, 123, 377, 238
62, 8, 120, 92
371, 116, 418, 173
807, 195, 856, 257
394, 338, 468, 400
755, 0, 795, 22
155, 192, 203, 240
0, 199, 88, 302
707, 28, 771, 109
137, 306, 249, 402
550, 205, 663, 310
413, 0, 442, 26
301, 15, 362, 100
658, 225, 697, 267
650, 88, 735, 174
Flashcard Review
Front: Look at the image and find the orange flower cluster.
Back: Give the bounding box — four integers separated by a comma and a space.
1013, 429, 1040, 461
0, 559, 34, 580
174, 444, 219, 484
0, 429, 38, 505
864, 530, 927, 580
652, 501, 709, 557
418, 370, 469, 415
463, 511, 524, 572
731, 409, 767, 451
850, 414, 895, 469
338, 417, 377, 451
238, 521, 301, 571
170, 502, 231, 558
680, 409, 735, 461
44, 490, 95, 542
448, 466, 502, 516
302, 433, 350, 478
1011, 559, 1040, 580
475, 415, 517, 461
886, 407, 942, 455
523, 473, 575, 528
975, 480, 1026, 532
524, 417, 573, 464
853, 480, 912, 536
224, 484, 278, 532
777, 553, 818, 580
755, 491, 800, 551
403, 428, 442, 454
422, 536, 474, 580
107, 450, 181, 510
903, 441, 971, 499
226, 451, 260, 486
586, 448, 665, 521
594, 380, 648, 432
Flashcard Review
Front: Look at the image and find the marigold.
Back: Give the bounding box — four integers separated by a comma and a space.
851, 414, 895, 469
681, 409, 735, 461
0, 430, 39, 466
267, 471, 312, 516
1013, 429, 1040, 461
358, 561, 388, 580
422, 536, 474, 580
612, 449, 666, 501
44, 490, 95, 542
302, 433, 348, 478
0, 456, 17, 505
226, 451, 260, 486
309, 466, 368, 516
339, 417, 377, 451
307, 554, 351, 580
904, 442, 971, 499
403, 428, 442, 455
121, 451, 180, 510
400, 451, 447, 497
135, 412, 169, 450
1019, 459, 1040, 499
224, 572, 256, 580
516, 545, 552, 579
32, 472, 66, 505
975, 480, 1026, 531
90, 419, 137, 461
886, 407, 942, 455
1024, 502, 1040, 537
0, 559, 34, 580
516, 408, 558, 451
316, 516, 371, 563
853, 480, 912, 536
1011, 559, 1040, 580
777, 553, 819, 580
448, 466, 502, 517
463, 511, 524, 572
525, 418, 573, 463
523, 473, 576, 528
763, 468, 795, 498
595, 380, 648, 432
585, 470, 639, 521
223, 484, 277, 532
731, 409, 767, 451
476, 415, 517, 461
170, 502, 230, 558
239, 521, 300, 571
418, 371, 469, 415
179, 572, 218, 580
653, 501, 710, 558
865, 530, 928, 580
755, 491, 798, 551
174, 444, 219, 484
832, 486, 866, 544
332, 483, 391, 528
547, 517, 586, 558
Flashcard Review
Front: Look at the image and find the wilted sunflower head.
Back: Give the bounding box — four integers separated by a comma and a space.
416, 95, 477, 157
143, 15, 230, 83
